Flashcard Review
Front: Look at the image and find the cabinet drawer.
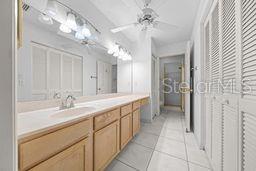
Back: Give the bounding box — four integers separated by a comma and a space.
19, 119, 92, 171
133, 101, 141, 110
141, 98, 149, 106
94, 108, 120, 131
121, 103, 132, 117
29, 138, 88, 171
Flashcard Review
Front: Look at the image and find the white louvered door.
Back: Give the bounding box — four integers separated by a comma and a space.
31, 43, 83, 100
204, 0, 256, 170
210, 3, 223, 171
239, 0, 256, 170
204, 21, 212, 159
220, 0, 240, 170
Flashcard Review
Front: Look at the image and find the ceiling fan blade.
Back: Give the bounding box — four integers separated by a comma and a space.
153, 21, 178, 31
111, 23, 138, 33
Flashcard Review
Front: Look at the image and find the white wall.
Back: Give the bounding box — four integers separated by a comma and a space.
157, 41, 187, 58
190, 0, 213, 147
0, 0, 16, 170
117, 59, 133, 93
132, 36, 152, 122
17, 20, 116, 101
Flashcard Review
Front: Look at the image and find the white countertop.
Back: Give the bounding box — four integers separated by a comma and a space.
18, 94, 149, 140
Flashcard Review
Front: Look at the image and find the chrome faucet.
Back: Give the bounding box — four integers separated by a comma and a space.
53, 92, 61, 99
60, 94, 76, 110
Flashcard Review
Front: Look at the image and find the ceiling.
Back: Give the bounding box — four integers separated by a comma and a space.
90, 0, 201, 47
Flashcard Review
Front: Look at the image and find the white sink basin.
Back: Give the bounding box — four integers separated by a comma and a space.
51, 107, 95, 118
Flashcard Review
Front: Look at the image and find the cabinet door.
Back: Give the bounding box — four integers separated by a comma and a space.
120, 113, 133, 149
94, 121, 120, 171
29, 138, 89, 171
133, 109, 140, 136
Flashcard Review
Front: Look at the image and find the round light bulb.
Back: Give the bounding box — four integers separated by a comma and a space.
38, 13, 53, 25
113, 50, 119, 57
82, 25, 91, 37
75, 31, 85, 40
66, 13, 77, 30
59, 23, 71, 33
108, 48, 114, 54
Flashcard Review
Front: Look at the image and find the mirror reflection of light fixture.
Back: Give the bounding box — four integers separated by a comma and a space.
82, 25, 91, 37
75, 31, 85, 40
108, 44, 119, 54
118, 49, 125, 59
107, 43, 132, 60
38, 13, 53, 25
113, 51, 119, 57
66, 13, 77, 30
59, 23, 71, 33
46, 0, 57, 16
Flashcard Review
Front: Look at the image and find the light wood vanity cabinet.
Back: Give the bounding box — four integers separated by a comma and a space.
29, 138, 89, 171
121, 103, 132, 117
120, 113, 133, 149
94, 108, 120, 131
19, 119, 93, 171
18, 97, 149, 171
94, 121, 120, 171
132, 109, 140, 136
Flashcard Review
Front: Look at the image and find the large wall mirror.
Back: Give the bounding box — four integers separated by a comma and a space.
17, 1, 132, 102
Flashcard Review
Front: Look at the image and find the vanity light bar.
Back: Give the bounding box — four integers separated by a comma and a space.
108, 43, 132, 61
55, 0, 101, 34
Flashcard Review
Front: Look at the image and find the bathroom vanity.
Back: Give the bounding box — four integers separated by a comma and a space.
18, 94, 149, 171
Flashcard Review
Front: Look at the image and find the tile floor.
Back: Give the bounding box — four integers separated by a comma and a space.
106, 109, 212, 171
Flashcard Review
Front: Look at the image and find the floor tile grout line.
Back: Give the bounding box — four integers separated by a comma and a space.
180, 114, 190, 171
116, 158, 140, 171
145, 122, 162, 171
188, 161, 212, 170
132, 139, 159, 150
154, 149, 188, 162
158, 135, 185, 144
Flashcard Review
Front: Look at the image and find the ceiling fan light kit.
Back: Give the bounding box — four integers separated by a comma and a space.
111, 0, 178, 33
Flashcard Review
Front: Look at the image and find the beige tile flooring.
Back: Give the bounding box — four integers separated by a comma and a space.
106, 110, 212, 171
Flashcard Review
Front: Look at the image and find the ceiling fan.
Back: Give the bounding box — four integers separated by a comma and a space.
111, 0, 178, 33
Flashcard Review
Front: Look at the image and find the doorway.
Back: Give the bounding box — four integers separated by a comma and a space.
164, 62, 182, 107
159, 55, 185, 112
96, 61, 112, 94
190, 44, 195, 131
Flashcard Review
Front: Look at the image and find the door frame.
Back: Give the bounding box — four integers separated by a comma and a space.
185, 41, 191, 132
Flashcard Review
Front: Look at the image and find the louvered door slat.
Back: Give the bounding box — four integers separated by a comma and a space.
211, 4, 221, 93
222, 0, 237, 94
212, 100, 222, 171
222, 105, 238, 171
242, 112, 256, 170
205, 22, 211, 83
242, 0, 256, 99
